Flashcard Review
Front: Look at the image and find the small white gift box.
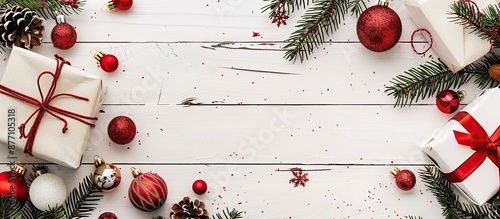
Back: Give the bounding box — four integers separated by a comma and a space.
405, 0, 495, 73
0, 47, 105, 168
423, 87, 500, 205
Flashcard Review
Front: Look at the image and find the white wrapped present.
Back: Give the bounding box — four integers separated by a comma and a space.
0, 47, 105, 168
405, 0, 495, 72
423, 87, 500, 205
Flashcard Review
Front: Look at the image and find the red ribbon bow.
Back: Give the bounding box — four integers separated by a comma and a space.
0, 54, 97, 155
443, 111, 500, 183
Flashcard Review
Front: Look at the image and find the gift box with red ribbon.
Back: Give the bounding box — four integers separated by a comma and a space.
422, 87, 500, 205
0, 47, 105, 168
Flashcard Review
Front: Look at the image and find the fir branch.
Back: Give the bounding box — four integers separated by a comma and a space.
0, 0, 85, 20
384, 59, 473, 107
467, 53, 500, 89
40, 205, 67, 219
449, 1, 500, 48
284, 0, 366, 62
418, 166, 491, 219
0, 195, 22, 219
212, 208, 244, 219
64, 174, 103, 218
262, 0, 310, 20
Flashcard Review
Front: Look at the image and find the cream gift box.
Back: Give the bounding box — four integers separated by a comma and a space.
0, 47, 105, 168
422, 87, 500, 205
405, 0, 494, 73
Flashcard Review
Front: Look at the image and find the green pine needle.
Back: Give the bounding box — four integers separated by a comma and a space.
212, 208, 244, 219
40, 205, 67, 219
64, 174, 104, 218
0, 0, 85, 20
284, 0, 366, 63
262, 0, 310, 19
0, 195, 22, 219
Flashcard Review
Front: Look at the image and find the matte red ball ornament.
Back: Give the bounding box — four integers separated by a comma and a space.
391, 167, 416, 191
94, 50, 119, 73
99, 212, 118, 219
128, 167, 168, 212
51, 15, 77, 50
356, 2, 402, 52
108, 116, 136, 144
192, 179, 208, 195
0, 164, 28, 205
436, 90, 463, 114
107, 0, 133, 10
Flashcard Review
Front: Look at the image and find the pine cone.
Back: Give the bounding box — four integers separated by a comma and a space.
170, 197, 209, 219
0, 6, 44, 49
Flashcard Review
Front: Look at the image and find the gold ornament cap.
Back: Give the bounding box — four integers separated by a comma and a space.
130, 167, 142, 177
107, 0, 116, 10
35, 167, 48, 177
390, 167, 400, 177
14, 164, 26, 176
93, 50, 105, 61
94, 155, 106, 167
55, 15, 67, 24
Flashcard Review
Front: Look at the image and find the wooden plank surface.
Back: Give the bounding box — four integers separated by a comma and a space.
0, 0, 478, 218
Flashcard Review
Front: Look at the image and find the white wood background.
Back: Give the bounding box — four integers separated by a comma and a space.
0, 0, 488, 218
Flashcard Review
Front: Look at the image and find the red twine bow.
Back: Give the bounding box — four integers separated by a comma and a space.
460, 0, 497, 52
0, 54, 97, 155
443, 111, 500, 183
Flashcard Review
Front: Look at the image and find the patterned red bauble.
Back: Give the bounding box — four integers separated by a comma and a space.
98, 212, 118, 219
192, 179, 208, 195
51, 15, 77, 50
356, 3, 402, 52
436, 90, 461, 114
0, 164, 28, 205
94, 50, 119, 73
108, 0, 133, 10
391, 167, 416, 191
128, 167, 168, 212
108, 116, 136, 144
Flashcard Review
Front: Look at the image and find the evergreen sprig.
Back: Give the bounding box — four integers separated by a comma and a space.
385, 54, 500, 107
0, 0, 85, 20
64, 174, 103, 219
262, 0, 310, 20
283, 0, 366, 62
449, 1, 500, 48
0, 195, 22, 219
212, 208, 244, 219
417, 166, 493, 219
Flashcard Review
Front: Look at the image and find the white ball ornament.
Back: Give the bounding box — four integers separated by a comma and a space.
29, 173, 67, 211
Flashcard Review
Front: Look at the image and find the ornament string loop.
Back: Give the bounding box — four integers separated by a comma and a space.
460, 0, 497, 51
0, 54, 97, 155
410, 29, 433, 55
443, 111, 500, 183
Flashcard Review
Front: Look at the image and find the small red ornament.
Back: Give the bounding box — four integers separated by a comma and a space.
192, 179, 208, 195
0, 164, 28, 205
436, 90, 464, 114
391, 167, 416, 191
59, 0, 79, 8
94, 50, 119, 73
108, 116, 136, 144
356, 2, 402, 52
51, 15, 77, 50
128, 167, 168, 212
99, 212, 118, 219
107, 0, 133, 10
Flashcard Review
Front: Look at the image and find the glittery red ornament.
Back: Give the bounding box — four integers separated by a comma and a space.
51, 15, 77, 50
192, 179, 208, 195
128, 167, 168, 212
356, 3, 402, 52
0, 165, 28, 205
436, 90, 462, 114
99, 212, 118, 219
108, 116, 136, 144
391, 167, 416, 191
107, 0, 133, 10
94, 50, 119, 73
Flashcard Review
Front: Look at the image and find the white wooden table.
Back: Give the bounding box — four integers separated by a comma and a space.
1, 0, 480, 218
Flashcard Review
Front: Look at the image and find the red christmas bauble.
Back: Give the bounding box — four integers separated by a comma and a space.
128, 168, 168, 212
51, 15, 77, 50
436, 90, 461, 114
109, 0, 133, 10
0, 165, 28, 205
100, 54, 119, 72
356, 4, 402, 52
99, 212, 118, 219
391, 168, 416, 191
108, 116, 136, 144
192, 179, 208, 195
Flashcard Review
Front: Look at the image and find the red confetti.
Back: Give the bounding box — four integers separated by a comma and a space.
252, 32, 261, 37
289, 168, 309, 187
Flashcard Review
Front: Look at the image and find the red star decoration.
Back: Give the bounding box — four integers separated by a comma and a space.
289, 168, 309, 187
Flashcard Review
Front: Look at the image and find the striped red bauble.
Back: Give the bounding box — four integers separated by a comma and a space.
128, 167, 168, 212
